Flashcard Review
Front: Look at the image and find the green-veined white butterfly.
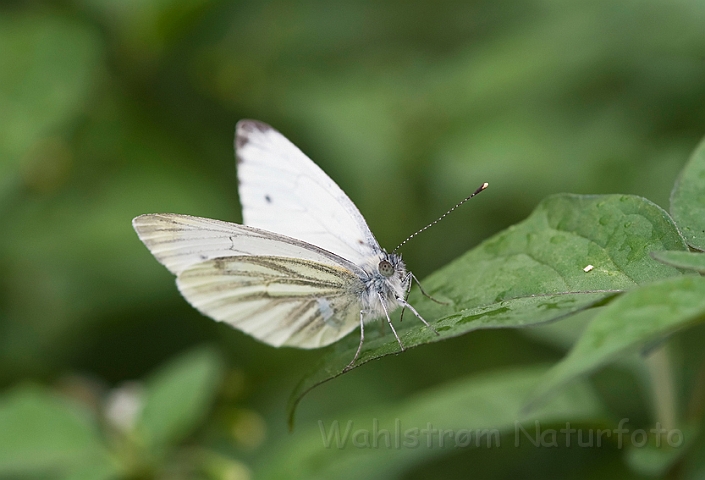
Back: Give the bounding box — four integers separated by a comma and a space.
133, 120, 487, 370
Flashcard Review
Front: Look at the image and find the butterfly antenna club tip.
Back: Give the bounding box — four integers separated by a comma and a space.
393, 182, 489, 253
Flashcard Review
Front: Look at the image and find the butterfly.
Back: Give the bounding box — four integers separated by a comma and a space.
133, 120, 486, 370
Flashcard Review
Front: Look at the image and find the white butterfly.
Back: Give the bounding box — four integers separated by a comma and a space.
133, 120, 483, 370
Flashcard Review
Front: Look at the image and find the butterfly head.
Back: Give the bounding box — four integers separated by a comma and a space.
359, 251, 408, 314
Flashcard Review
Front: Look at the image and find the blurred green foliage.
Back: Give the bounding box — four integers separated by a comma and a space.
2, 1, 705, 479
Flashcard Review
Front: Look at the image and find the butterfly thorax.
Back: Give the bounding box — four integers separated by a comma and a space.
358, 251, 408, 320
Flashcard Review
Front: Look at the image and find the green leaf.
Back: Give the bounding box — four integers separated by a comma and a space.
421, 193, 686, 313
520, 307, 601, 351
288, 194, 687, 425
266, 366, 605, 480
526, 276, 705, 409
288, 292, 612, 428
671, 136, 705, 251
652, 250, 705, 273
0, 385, 109, 476
136, 347, 224, 453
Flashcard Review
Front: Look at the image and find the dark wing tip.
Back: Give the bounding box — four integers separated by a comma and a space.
235, 119, 273, 150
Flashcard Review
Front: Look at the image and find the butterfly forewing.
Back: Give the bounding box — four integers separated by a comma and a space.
176, 256, 363, 348
235, 120, 382, 265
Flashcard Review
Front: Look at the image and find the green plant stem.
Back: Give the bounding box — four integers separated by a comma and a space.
645, 343, 677, 431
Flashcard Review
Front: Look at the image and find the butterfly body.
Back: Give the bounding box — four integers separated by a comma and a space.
133, 120, 438, 369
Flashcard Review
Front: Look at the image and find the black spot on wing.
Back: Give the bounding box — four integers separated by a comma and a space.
265, 194, 272, 203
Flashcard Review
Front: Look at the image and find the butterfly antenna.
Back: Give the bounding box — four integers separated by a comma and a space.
393, 182, 488, 253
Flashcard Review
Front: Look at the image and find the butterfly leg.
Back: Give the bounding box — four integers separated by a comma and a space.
411, 273, 449, 305
378, 292, 405, 353
344, 310, 367, 372
399, 272, 413, 323
397, 298, 440, 336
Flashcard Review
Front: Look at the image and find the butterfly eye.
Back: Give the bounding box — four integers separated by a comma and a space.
378, 260, 395, 277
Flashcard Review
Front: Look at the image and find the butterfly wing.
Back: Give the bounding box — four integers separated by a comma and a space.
176, 256, 363, 348
235, 120, 382, 265
132, 213, 362, 276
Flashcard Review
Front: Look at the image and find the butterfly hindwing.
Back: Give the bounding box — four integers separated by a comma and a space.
176, 256, 363, 348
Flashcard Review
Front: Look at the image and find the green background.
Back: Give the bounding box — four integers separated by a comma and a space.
2, 1, 705, 478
